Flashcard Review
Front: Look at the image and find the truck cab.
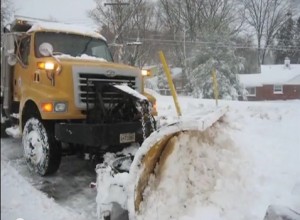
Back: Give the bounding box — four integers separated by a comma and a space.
1, 17, 156, 175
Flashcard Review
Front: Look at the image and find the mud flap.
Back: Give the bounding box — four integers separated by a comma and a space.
264, 205, 300, 220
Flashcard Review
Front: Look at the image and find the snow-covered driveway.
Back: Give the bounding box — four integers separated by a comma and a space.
1, 137, 97, 220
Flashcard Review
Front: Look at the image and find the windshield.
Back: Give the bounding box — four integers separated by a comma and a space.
35, 32, 113, 61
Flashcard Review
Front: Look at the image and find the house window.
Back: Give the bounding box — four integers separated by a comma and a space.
273, 85, 283, 94
246, 87, 256, 96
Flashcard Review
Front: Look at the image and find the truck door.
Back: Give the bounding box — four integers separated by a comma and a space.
13, 35, 32, 101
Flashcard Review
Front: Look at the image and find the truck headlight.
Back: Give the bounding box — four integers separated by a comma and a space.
37, 61, 62, 75
45, 62, 55, 70
38, 61, 55, 70
141, 69, 151, 76
41, 102, 67, 112
54, 102, 67, 112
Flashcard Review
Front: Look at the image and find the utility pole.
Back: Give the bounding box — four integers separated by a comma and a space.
104, 0, 142, 64
183, 27, 186, 71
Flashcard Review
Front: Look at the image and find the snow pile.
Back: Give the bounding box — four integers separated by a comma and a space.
264, 205, 300, 220
1, 160, 87, 220
136, 125, 251, 220
129, 99, 300, 219
96, 145, 139, 219
96, 165, 129, 219
5, 125, 21, 138
94, 98, 300, 220
113, 84, 147, 101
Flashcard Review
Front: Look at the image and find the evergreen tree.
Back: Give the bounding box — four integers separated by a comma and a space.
154, 67, 168, 94
187, 33, 244, 100
295, 17, 300, 64
275, 16, 297, 64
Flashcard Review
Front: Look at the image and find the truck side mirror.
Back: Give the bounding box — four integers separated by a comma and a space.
7, 54, 17, 66
3, 26, 10, 33
39, 42, 53, 56
3, 33, 15, 56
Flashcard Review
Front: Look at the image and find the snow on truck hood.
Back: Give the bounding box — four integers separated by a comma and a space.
54, 54, 141, 74
54, 54, 108, 62
27, 20, 106, 41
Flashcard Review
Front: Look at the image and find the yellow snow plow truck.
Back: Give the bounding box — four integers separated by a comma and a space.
0, 16, 157, 176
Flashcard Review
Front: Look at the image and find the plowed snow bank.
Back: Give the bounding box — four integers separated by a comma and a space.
134, 100, 300, 220
137, 124, 253, 220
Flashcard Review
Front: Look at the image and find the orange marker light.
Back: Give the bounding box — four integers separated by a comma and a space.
37, 62, 45, 69
37, 62, 55, 70
41, 103, 53, 112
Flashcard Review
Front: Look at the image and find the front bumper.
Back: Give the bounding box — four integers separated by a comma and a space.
55, 121, 151, 148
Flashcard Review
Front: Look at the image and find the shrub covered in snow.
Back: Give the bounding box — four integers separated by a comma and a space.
186, 33, 244, 100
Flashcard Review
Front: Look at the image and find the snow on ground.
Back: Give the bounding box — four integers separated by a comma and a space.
1, 160, 87, 220
2, 92, 300, 220
1, 138, 97, 220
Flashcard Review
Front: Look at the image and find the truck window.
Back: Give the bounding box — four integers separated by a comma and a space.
35, 32, 113, 62
19, 36, 31, 65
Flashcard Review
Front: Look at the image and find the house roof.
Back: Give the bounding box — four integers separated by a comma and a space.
239, 64, 300, 87
286, 75, 300, 85
171, 67, 183, 79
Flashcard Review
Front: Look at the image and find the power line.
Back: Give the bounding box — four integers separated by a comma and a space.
124, 37, 300, 51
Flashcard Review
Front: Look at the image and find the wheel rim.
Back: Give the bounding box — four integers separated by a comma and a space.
23, 118, 49, 175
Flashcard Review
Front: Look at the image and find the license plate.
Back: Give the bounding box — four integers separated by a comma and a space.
120, 133, 135, 143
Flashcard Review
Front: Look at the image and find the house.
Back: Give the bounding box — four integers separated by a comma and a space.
170, 67, 186, 94
239, 64, 300, 101
145, 67, 186, 95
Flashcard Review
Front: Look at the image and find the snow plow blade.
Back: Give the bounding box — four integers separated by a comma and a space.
129, 107, 228, 215
263, 205, 300, 220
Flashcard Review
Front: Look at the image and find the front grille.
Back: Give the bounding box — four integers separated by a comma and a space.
75, 72, 136, 108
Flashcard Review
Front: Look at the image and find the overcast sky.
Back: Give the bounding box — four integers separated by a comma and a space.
12, 0, 96, 26
10, 0, 300, 27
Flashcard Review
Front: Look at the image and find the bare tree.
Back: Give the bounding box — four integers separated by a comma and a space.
243, 0, 289, 64
157, 0, 246, 70
1, 0, 14, 34
88, 0, 160, 66
159, 0, 245, 40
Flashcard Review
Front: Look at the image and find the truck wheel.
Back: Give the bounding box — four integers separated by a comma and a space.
1, 106, 10, 138
22, 117, 61, 176
1, 120, 10, 138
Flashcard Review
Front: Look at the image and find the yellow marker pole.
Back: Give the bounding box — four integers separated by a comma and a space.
212, 68, 219, 106
159, 51, 182, 116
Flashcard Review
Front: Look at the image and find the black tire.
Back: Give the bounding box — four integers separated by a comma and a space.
1, 106, 10, 138
1, 120, 10, 138
22, 117, 61, 176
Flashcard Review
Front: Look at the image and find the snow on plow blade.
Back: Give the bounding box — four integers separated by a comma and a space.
127, 107, 228, 216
